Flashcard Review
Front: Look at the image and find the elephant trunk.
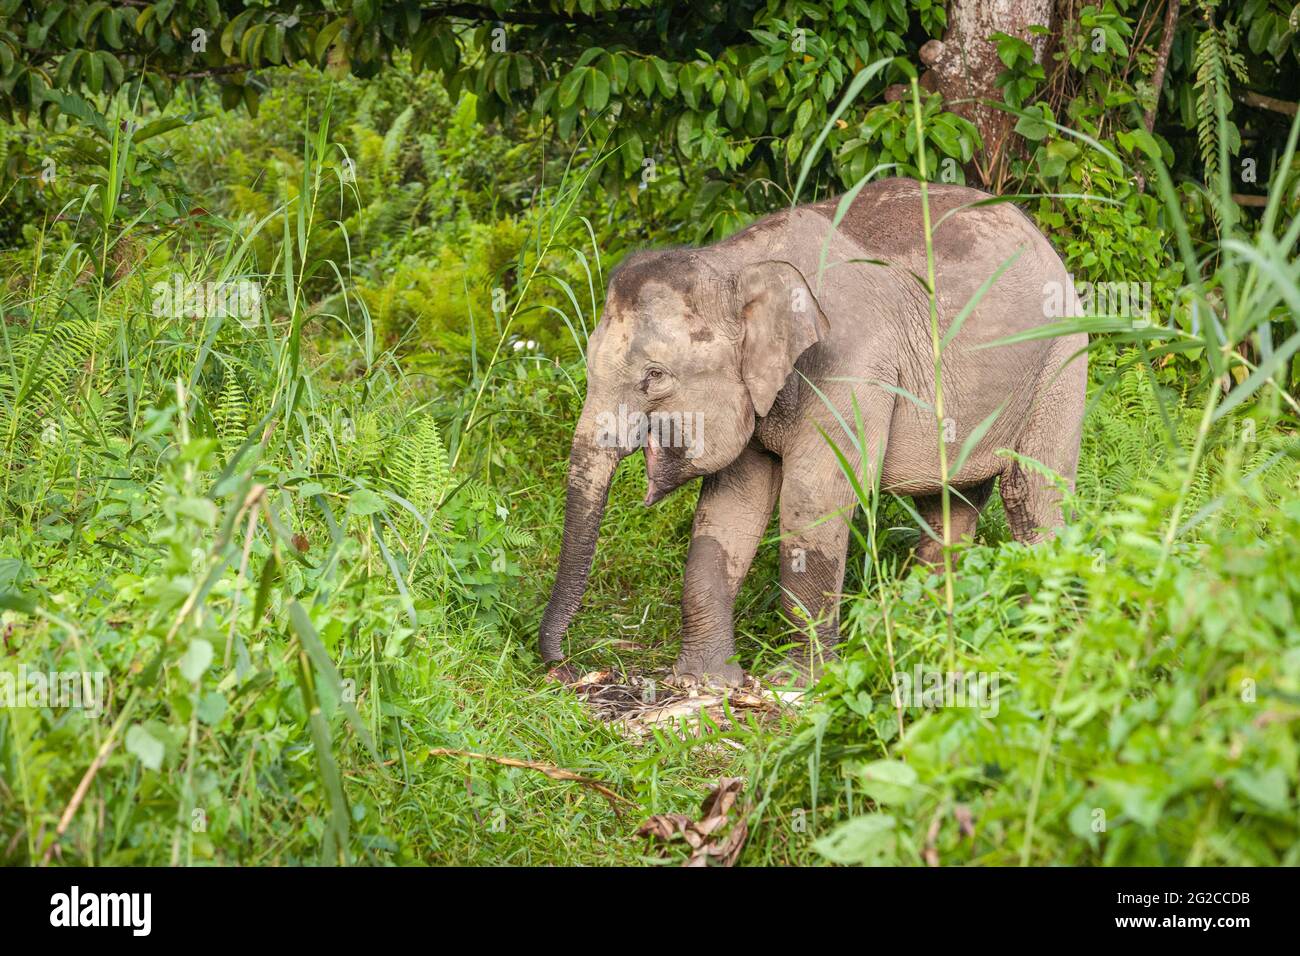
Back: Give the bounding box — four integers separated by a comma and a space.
539, 415, 623, 662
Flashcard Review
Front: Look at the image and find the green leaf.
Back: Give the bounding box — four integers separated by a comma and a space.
794, 98, 813, 134
314, 18, 347, 63
853, 759, 919, 805
101, 8, 123, 49
1230, 767, 1290, 812
307, 706, 350, 864
132, 112, 205, 143
97, 50, 123, 90
347, 488, 386, 516
633, 58, 653, 97
352, 0, 377, 25
264, 23, 283, 64
651, 57, 678, 96
179, 638, 214, 681
0, 590, 36, 614
583, 68, 609, 111
288, 602, 380, 760
77, 2, 108, 43
43, 89, 109, 137
813, 814, 898, 865
173, 496, 218, 526
250, 553, 279, 629
558, 69, 584, 109
676, 110, 696, 150
125, 724, 164, 771
55, 50, 83, 89
197, 691, 227, 725
1014, 107, 1050, 141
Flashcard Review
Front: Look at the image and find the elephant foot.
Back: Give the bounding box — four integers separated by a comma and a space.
915, 541, 971, 568
914, 538, 945, 566
671, 654, 746, 688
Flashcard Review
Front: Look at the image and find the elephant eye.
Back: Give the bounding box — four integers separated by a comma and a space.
641, 367, 671, 394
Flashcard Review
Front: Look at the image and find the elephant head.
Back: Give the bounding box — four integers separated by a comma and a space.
537, 245, 828, 663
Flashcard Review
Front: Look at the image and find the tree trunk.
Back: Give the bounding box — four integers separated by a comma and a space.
1144, 1, 1182, 132
920, 0, 1056, 187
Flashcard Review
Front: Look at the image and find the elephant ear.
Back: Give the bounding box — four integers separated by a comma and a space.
736, 260, 829, 416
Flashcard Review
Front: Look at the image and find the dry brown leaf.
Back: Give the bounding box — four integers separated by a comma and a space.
568, 669, 614, 691
1252, 710, 1297, 729
924, 809, 943, 867
638, 777, 749, 867
635, 813, 692, 842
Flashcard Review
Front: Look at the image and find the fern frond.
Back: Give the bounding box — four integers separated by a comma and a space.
1192, 1, 1247, 185
389, 415, 451, 513
214, 371, 247, 455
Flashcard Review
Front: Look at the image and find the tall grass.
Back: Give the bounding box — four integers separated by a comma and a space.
0, 97, 732, 865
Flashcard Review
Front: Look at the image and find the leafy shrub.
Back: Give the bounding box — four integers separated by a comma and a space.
752, 461, 1300, 865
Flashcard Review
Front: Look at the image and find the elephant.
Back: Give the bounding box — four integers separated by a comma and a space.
538, 177, 1087, 686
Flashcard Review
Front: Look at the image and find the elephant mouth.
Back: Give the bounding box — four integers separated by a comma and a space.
643, 438, 665, 506
642, 435, 688, 507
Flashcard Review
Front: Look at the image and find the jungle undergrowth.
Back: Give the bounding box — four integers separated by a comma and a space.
3, 69, 1299, 868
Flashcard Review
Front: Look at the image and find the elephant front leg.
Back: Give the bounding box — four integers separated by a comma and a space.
676, 442, 781, 686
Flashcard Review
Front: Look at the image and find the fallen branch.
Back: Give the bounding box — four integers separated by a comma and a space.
168, 64, 253, 81
1235, 90, 1299, 117
426, 747, 635, 813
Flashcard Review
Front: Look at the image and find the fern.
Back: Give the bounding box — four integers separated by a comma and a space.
213, 370, 247, 456
2, 314, 110, 453
497, 525, 537, 549
389, 416, 451, 514
461, 478, 496, 513
1192, 1, 1248, 184
380, 105, 415, 186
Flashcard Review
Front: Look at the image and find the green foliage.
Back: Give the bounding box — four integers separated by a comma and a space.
1192, 1, 1249, 183
6, 0, 1300, 246
837, 90, 978, 187
992, 28, 1047, 109
756, 483, 1300, 865
0, 103, 596, 862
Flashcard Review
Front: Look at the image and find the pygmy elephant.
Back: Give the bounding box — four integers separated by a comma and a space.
538, 178, 1086, 685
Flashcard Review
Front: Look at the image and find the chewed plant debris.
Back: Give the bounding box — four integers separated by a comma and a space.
546, 665, 798, 738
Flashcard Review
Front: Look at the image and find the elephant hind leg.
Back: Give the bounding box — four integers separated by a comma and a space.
1000, 333, 1088, 543
770, 382, 896, 688
913, 478, 994, 565
773, 467, 861, 686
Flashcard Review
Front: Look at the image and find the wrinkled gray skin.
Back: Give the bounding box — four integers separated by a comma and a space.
539, 178, 1086, 685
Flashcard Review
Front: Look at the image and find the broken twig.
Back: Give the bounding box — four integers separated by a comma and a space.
426, 747, 635, 814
